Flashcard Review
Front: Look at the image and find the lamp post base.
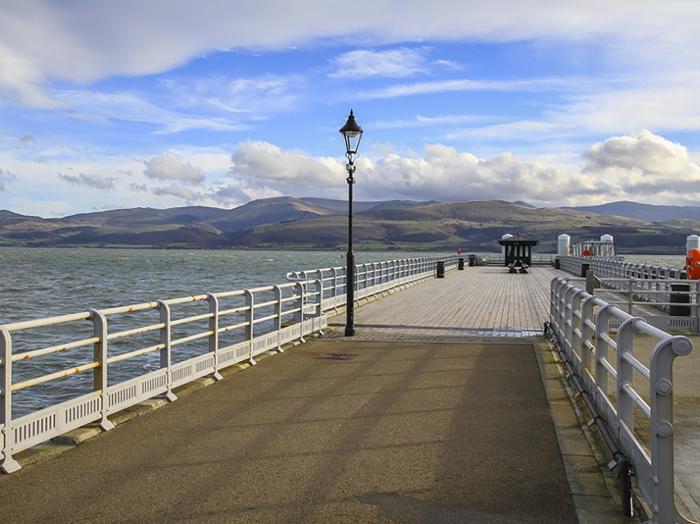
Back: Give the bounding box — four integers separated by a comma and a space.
344, 325, 355, 337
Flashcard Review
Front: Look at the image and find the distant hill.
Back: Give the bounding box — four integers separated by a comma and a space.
0, 198, 696, 253
564, 201, 700, 222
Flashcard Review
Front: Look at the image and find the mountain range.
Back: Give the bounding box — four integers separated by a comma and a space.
1, 198, 698, 253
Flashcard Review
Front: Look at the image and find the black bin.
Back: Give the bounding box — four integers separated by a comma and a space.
436, 261, 445, 278
458, 257, 465, 270
554, 257, 560, 269
580, 263, 589, 278
670, 283, 691, 316
468, 254, 476, 267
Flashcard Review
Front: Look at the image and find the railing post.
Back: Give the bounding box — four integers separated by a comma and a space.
316, 269, 324, 303
315, 278, 325, 334
331, 267, 339, 311
580, 295, 595, 374
594, 305, 612, 398
617, 318, 639, 436
273, 285, 284, 352
294, 282, 306, 343
89, 309, 114, 431
157, 301, 177, 402
627, 279, 634, 314
650, 336, 694, 524
244, 289, 256, 364
207, 293, 222, 381
0, 328, 20, 473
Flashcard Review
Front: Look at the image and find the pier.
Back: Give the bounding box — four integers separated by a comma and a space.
0, 254, 698, 523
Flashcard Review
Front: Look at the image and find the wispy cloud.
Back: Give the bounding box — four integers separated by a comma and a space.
53, 89, 246, 134
370, 114, 495, 129
330, 48, 428, 79
357, 77, 583, 99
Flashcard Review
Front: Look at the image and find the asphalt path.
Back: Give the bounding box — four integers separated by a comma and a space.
0, 339, 577, 523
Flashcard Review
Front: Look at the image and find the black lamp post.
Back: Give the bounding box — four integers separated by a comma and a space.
339, 109, 363, 337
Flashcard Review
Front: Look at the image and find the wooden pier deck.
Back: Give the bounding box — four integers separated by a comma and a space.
333, 266, 557, 342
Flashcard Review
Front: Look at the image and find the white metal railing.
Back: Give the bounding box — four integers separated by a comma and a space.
550, 277, 696, 524
480, 253, 555, 265
286, 255, 459, 311
558, 256, 699, 333
558, 256, 685, 280
0, 255, 452, 473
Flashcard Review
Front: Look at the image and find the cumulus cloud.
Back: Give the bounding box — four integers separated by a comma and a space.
226, 140, 599, 204
583, 129, 700, 196
330, 48, 428, 79
58, 172, 116, 190
224, 132, 700, 205
231, 141, 345, 193
144, 153, 205, 184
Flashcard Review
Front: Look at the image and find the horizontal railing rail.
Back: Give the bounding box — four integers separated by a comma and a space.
481, 253, 556, 265
286, 255, 459, 312
558, 256, 686, 280
0, 255, 453, 474
557, 256, 700, 333
549, 276, 695, 524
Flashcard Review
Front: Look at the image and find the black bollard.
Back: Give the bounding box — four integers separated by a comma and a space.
436, 261, 445, 278
458, 257, 465, 270
670, 283, 691, 316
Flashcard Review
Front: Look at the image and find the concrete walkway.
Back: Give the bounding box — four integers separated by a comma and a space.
0, 338, 576, 523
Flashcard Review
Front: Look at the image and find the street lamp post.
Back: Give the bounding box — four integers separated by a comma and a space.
339, 110, 363, 337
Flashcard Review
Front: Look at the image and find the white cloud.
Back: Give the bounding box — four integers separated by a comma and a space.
58, 172, 116, 190
231, 140, 346, 193
1, 2, 698, 106
371, 113, 492, 129
224, 132, 700, 206
54, 90, 244, 133
152, 184, 203, 202
144, 153, 205, 184
162, 75, 300, 115
330, 48, 428, 79
357, 77, 574, 99
0, 168, 15, 191
0, 44, 60, 108
583, 129, 700, 196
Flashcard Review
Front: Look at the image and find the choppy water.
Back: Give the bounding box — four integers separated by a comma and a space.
0, 247, 687, 416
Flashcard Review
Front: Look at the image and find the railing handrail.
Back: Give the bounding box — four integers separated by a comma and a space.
0, 254, 452, 474
549, 276, 695, 524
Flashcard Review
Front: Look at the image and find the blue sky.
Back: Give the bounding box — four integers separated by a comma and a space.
1, 1, 700, 216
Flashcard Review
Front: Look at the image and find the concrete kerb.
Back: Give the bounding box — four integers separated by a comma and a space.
532, 338, 638, 524
11, 272, 438, 471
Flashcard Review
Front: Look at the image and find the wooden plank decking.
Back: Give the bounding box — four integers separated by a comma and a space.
330, 266, 558, 342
